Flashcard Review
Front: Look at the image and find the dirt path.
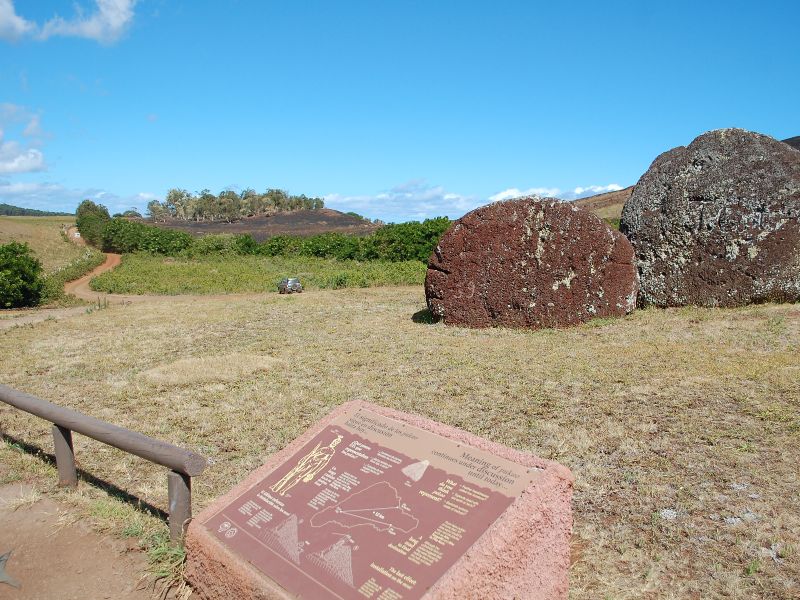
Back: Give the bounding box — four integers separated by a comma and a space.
61, 227, 145, 304
0, 482, 151, 600
65, 226, 86, 247
1, 253, 131, 331
62, 253, 129, 303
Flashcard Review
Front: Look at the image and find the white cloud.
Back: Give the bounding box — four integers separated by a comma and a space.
488, 187, 561, 202
1, 104, 45, 137
0, 179, 153, 214
326, 180, 631, 222
0, 105, 48, 174
0, 130, 45, 174
22, 114, 43, 137
325, 180, 479, 222
0, 180, 82, 211
0, 0, 137, 44
571, 183, 623, 197
0, 102, 27, 122
40, 0, 137, 43
0, 0, 35, 41
488, 183, 625, 203
0, 145, 45, 174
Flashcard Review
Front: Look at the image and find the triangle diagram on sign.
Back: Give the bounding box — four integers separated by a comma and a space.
402, 460, 429, 482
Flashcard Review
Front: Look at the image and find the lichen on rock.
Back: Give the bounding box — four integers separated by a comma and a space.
621, 128, 800, 308
425, 197, 638, 329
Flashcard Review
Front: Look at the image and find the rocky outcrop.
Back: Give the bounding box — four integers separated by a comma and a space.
621, 128, 800, 308
425, 198, 638, 329
783, 136, 800, 152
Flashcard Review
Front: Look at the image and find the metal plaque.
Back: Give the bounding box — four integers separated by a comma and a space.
204, 406, 539, 599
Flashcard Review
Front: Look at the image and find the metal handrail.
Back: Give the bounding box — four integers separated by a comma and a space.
0, 384, 207, 543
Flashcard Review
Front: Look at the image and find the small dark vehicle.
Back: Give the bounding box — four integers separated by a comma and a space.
278, 277, 303, 294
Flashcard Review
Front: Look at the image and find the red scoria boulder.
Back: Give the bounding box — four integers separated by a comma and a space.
425, 198, 638, 329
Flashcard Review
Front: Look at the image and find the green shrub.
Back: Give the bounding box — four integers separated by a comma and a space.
257, 218, 451, 263
358, 217, 451, 262
234, 234, 260, 255
75, 200, 111, 247
42, 247, 106, 303
0, 242, 45, 308
300, 233, 362, 260
182, 234, 242, 257
258, 235, 305, 257
91, 213, 452, 264
101, 218, 193, 255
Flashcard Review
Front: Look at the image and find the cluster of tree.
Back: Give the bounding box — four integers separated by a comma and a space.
75, 200, 111, 246
0, 242, 44, 308
0, 203, 72, 217
146, 188, 325, 223
113, 209, 143, 218
344, 211, 378, 223
97, 216, 451, 263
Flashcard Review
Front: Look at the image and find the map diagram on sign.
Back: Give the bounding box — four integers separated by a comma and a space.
204, 408, 534, 600
310, 481, 419, 534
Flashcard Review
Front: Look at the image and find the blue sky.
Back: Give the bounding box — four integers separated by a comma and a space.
1, 1, 798, 222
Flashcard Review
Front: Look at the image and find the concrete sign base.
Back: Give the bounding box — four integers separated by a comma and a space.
185, 401, 573, 599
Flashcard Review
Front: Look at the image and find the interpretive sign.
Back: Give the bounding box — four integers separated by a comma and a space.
202, 405, 540, 599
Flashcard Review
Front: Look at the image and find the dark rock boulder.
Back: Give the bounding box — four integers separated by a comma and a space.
621, 128, 800, 308
425, 198, 638, 329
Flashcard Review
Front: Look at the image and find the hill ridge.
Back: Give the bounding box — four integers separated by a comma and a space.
0, 203, 73, 217
572, 186, 633, 221
783, 136, 800, 151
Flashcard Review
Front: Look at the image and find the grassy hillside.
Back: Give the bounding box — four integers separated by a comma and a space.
0, 216, 105, 305
0, 216, 82, 271
0, 289, 797, 597
573, 186, 633, 221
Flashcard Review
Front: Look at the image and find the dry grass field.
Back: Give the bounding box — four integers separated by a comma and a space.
1, 288, 798, 598
0, 216, 81, 271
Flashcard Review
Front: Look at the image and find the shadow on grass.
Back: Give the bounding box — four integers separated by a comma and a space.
411, 308, 438, 324
1, 433, 168, 522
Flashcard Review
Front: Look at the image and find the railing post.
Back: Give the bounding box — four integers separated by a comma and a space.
168, 470, 192, 545
52, 425, 78, 487
2, 386, 206, 543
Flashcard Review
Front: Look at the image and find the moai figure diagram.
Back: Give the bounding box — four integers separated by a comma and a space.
270, 435, 344, 496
